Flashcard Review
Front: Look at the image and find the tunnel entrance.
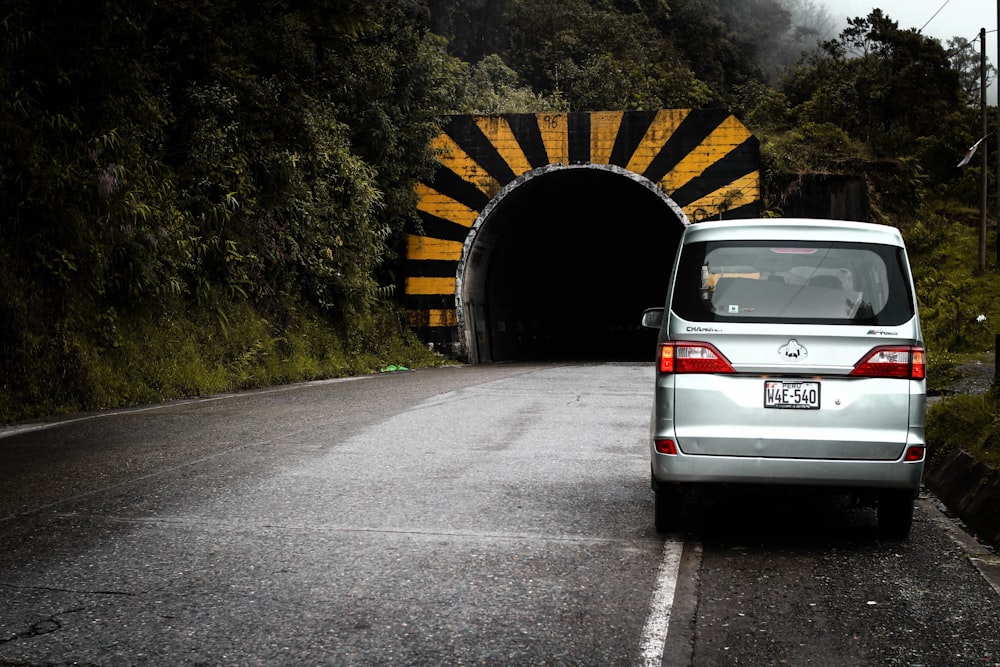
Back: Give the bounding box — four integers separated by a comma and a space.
459, 166, 687, 363
404, 110, 761, 361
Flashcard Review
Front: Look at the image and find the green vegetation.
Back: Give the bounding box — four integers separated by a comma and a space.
927, 391, 1000, 469
918, 215, 1000, 469
1, 0, 999, 475
0, 288, 450, 422
1, 0, 457, 422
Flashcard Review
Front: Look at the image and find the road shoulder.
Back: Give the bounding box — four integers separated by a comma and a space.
921, 494, 1000, 597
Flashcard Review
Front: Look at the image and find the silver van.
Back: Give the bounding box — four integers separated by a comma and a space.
641, 218, 926, 538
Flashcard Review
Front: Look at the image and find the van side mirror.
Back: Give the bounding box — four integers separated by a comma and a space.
641, 308, 664, 329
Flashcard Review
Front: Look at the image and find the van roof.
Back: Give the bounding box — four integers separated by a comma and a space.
682, 218, 905, 247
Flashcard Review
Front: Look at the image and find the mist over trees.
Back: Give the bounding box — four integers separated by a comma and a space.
430, 0, 843, 110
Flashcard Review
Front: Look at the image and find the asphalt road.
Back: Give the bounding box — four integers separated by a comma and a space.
0, 362, 998, 666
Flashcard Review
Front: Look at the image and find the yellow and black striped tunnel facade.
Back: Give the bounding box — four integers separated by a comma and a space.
406, 109, 761, 352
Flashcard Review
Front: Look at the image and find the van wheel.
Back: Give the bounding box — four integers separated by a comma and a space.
654, 485, 685, 533
877, 490, 914, 539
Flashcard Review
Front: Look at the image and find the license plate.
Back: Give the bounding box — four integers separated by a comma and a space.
764, 381, 820, 409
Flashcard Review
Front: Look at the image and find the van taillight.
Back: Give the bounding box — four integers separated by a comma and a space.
657, 342, 735, 374
850, 346, 925, 380
654, 439, 678, 455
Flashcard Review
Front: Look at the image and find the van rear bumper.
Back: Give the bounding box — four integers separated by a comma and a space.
651, 449, 924, 490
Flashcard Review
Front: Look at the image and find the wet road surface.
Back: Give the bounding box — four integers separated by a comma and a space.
1, 363, 998, 665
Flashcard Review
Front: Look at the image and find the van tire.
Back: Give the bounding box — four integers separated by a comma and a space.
654, 485, 685, 533
877, 490, 914, 539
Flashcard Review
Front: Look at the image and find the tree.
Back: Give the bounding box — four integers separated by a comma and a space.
767, 0, 839, 80
426, 0, 510, 62
425, 0, 846, 109
660, 0, 790, 99
784, 11, 966, 158
0, 0, 462, 413
0, 0, 459, 319
774, 10, 976, 201
449, 54, 566, 113
277, 0, 460, 309
502, 0, 711, 110
948, 35, 997, 108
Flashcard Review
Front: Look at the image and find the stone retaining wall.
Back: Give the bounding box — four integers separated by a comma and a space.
925, 449, 1000, 549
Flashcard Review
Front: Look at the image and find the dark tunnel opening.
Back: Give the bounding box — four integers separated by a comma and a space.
460, 167, 687, 363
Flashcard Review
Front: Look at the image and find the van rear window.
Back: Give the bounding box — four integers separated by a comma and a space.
671, 240, 915, 325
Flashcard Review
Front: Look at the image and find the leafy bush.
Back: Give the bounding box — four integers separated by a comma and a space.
0, 0, 458, 424
917, 272, 994, 352
0, 294, 451, 424
926, 393, 1000, 469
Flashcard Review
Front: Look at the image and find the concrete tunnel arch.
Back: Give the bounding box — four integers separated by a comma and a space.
405, 109, 761, 363
457, 164, 688, 363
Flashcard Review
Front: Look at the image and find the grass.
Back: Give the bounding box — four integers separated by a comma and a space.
925, 349, 999, 470
927, 393, 1000, 469
926, 350, 994, 394
904, 206, 1000, 470
0, 295, 455, 424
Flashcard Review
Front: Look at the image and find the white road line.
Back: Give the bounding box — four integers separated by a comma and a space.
639, 537, 685, 667
0, 375, 369, 440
